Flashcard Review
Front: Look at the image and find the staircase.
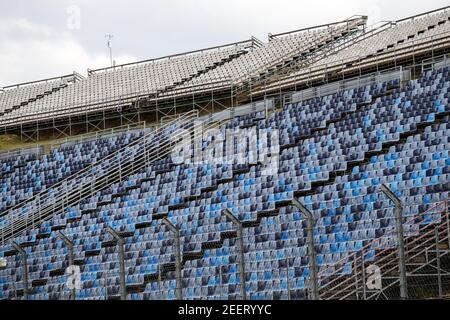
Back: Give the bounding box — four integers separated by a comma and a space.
0, 73, 82, 118
233, 16, 368, 103
156, 49, 250, 98
0, 111, 200, 246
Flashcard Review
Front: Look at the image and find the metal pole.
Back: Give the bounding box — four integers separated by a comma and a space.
107, 227, 127, 300
446, 201, 450, 250
57, 232, 76, 300
291, 199, 319, 300
361, 249, 367, 300
12, 242, 29, 300
285, 259, 291, 300
162, 218, 183, 300
158, 264, 163, 300
380, 184, 408, 300
103, 261, 108, 300
223, 209, 247, 300
353, 252, 360, 300
435, 227, 443, 299
219, 266, 224, 300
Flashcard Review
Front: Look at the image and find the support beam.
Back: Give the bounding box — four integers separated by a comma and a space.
107, 227, 127, 300
291, 199, 319, 300
223, 209, 247, 300
57, 231, 76, 300
162, 218, 183, 300
380, 184, 408, 300
11, 242, 29, 300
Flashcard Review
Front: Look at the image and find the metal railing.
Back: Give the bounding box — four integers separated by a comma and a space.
318, 200, 449, 300
284, 66, 407, 106
233, 16, 367, 88
0, 121, 146, 161
258, 29, 450, 94
233, 18, 367, 99
48, 121, 147, 151
0, 101, 243, 246
0, 110, 198, 245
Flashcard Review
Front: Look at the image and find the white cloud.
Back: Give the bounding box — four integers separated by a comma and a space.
0, 0, 449, 86
0, 18, 136, 86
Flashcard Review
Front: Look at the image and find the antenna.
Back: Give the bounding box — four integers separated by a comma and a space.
105, 34, 114, 67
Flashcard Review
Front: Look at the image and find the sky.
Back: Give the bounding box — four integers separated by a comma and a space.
0, 0, 449, 86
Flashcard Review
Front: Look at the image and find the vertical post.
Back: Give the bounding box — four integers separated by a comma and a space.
158, 264, 164, 300
445, 201, 450, 250
219, 266, 224, 300
12, 242, 29, 300
380, 184, 408, 300
107, 227, 126, 300
353, 252, 360, 300
103, 260, 108, 300
285, 259, 291, 300
57, 232, 76, 300
435, 227, 443, 299
360, 249, 367, 300
223, 209, 247, 300
291, 199, 319, 300
162, 218, 183, 300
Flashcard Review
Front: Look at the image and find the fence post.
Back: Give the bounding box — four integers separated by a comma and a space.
380, 184, 408, 300
285, 258, 291, 300
57, 231, 76, 300
435, 227, 443, 299
162, 218, 183, 300
158, 264, 164, 300
223, 209, 247, 300
106, 227, 127, 300
353, 252, 360, 300
12, 242, 29, 300
291, 199, 319, 300
445, 200, 450, 250
360, 249, 367, 300
219, 265, 224, 300
103, 261, 108, 300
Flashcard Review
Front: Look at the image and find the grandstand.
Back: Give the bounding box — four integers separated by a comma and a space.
0, 5, 450, 300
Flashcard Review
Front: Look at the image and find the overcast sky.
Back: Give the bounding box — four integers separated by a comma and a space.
0, 0, 449, 86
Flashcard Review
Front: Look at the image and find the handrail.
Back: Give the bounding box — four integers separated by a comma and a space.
233, 17, 367, 88
0, 105, 236, 245
0, 78, 236, 130
0, 112, 196, 245
258, 29, 450, 94
319, 200, 448, 281
395, 5, 450, 24
0, 112, 194, 218
0, 121, 146, 161
88, 39, 255, 74
318, 200, 449, 299
1, 73, 77, 90
48, 121, 147, 151
285, 66, 404, 105
268, 15, 367, 39
233, 19, 367, 99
